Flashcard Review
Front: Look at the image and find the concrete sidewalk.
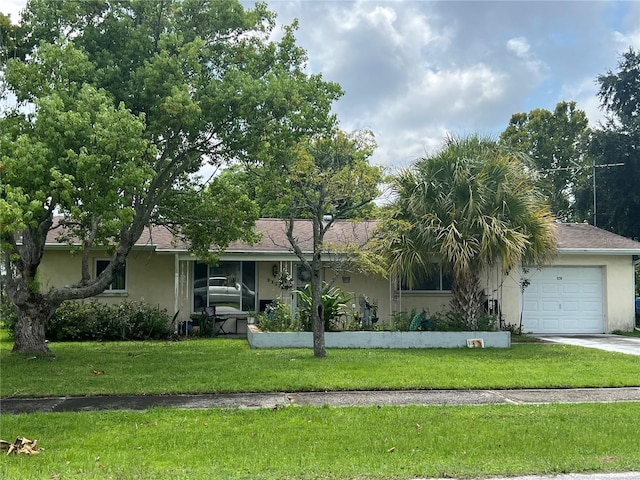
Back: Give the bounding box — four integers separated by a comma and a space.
4, 390, 640, 480
3, 386, 640, 414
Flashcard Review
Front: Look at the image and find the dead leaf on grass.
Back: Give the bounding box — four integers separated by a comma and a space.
1, 437, 41, 455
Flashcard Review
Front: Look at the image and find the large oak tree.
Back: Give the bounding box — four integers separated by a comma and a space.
0, 0, 342, 355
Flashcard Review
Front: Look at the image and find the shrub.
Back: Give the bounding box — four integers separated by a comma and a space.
0, 294, 18, 336
295, 282, 351, 331
429, 310, 498, 331
46, 300, 172, 341
391, 310, 415, 331
257, 301, 295, 332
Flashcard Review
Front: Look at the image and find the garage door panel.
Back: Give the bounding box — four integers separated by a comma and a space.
581, 300, 601, 312
522, 266, 603, 334
561, 284, 579, 294
542, 317, 561, 330
562, 301, 579, 312
582, 284, 601, 295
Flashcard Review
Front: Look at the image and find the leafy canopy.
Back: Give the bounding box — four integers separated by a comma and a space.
0, 0, 342, 354
574, 47, 640, 238
499, 101, 590, 221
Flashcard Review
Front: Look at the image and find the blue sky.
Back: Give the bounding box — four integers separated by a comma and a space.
3, 0, 639, 170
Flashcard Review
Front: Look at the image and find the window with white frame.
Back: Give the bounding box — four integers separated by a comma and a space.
400, 263, 452, 292
192, 261, 256, 313
95, 259, 127, 292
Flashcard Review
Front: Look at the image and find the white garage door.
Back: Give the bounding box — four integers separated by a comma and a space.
521, 266, 604, 334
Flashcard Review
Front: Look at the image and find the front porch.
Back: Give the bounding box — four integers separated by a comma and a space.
170, 256, 393, 335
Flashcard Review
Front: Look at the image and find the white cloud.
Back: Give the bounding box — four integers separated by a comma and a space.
1, 0, 24, 21
506, 37, 531, 58
4, 0, 637, 170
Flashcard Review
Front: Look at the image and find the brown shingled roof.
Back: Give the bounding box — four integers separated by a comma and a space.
160, 219, 377, 253
553, 222, 640, 251
46, 218, 640, 254
46, 217, 378, 254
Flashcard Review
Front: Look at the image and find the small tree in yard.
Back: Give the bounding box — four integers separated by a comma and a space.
274, 130, 383, 357
0, 0, 341, 355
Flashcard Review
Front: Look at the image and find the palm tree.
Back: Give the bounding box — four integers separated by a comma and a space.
376, 135, 556, 329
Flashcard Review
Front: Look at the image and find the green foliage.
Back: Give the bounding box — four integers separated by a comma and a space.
574, 48, 640, 239
295, 282, 352, 331
499, 101, 590, 221
375, 135, 556, 329
1, 0, 342, 354
0, 292, 18, 332
219, 130, 383, 220
391, 310, 415, 331
428, 310, 498, 332
257, 301, 295, 332
390, 308, 501, 332
41, 300, 172, 341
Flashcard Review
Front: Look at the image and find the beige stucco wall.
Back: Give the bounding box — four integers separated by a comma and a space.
330, 269, 390, 324
39, 249, 637, 333
39, 248, 176, 314
391, 292, 452, 321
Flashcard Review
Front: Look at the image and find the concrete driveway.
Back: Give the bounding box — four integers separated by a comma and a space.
536, 334, 640, 356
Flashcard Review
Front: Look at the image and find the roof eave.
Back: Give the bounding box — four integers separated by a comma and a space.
559, 248, 640, 255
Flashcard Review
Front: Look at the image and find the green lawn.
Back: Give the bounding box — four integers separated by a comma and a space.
2, 403, 640, 479
2, 333, 640, 479
1, 335, 639, 398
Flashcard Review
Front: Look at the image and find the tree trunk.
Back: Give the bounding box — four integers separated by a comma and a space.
311, 272, 326, 358
451, 270, 483, 330
312, 298, 326, 358
12, 301, 56, 356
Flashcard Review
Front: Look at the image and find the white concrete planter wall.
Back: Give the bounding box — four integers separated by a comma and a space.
247, 325, 511, 349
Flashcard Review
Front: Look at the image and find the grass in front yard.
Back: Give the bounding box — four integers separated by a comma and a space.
615, 330, 640, 337
1, 402, 639, 480
1, 335, 639, 398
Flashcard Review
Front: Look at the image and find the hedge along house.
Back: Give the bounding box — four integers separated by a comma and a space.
39, 219, 640, 335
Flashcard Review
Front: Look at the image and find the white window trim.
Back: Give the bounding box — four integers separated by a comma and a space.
95, 258, 128, 293
400, 264, 452, 293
